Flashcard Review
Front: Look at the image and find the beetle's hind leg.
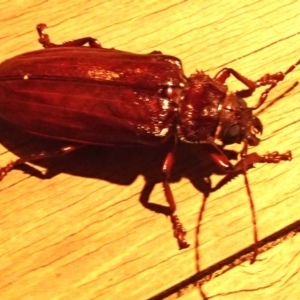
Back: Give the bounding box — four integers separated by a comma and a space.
36, 24, 102, 49
0, 145, 81, 181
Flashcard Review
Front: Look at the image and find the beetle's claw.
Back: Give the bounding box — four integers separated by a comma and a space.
178, 237, 190, 249
171, 214, 190, 249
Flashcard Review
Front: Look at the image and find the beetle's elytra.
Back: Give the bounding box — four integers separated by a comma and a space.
0, 24, 296, 262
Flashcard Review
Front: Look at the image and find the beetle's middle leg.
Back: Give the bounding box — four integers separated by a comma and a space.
0, 145, 82, 181
161, 140, 190, 249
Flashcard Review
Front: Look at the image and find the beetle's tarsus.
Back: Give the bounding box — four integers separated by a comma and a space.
235, 150, 292, 172
256, 72, 285, 87
261, 150, 292, 162
171, 213, 190, 249
0, 162, 15, 181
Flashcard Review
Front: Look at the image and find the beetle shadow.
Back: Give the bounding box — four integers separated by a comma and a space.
0, 118, 238, 209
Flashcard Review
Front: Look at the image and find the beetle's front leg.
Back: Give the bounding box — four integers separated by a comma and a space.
210, 148, 292, 190
214, 58, 300, 109
214, 68, 286, 91
162, 143, 190, 249
37, 24, 102, 49
214, 68, 257, 90
232, 151, 292, 173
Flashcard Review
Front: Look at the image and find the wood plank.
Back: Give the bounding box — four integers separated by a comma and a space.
179, 230, 300, 300
0, 1, 299, 299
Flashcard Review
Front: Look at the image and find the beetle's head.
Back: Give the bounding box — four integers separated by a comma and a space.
216, 93, 263, 146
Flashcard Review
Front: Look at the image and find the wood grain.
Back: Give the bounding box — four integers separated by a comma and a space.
0, 1, 299, 299
180, 233, 300, 300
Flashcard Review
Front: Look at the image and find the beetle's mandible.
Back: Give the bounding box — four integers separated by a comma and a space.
0, 24, 297, 262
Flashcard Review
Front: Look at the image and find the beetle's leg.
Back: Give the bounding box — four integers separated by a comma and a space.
161, 141, 190, 249
36, 23, 102, 49
232, 150, 292, 175
215, 58, 300, 109
251, 58, 300, 109
207, 142, 291, 187
214, 68, 257, 90
215, 68, 286, 92
0, 145, 81, 181
210, 149, 292, 189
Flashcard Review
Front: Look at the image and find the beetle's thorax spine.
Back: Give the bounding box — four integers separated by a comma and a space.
213, 93, 228, 143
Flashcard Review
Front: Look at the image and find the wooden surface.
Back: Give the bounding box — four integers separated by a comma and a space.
0, 1, 299, 299
180, 232, 300, 300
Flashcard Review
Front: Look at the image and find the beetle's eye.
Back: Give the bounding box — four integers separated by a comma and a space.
222, 124, 241, 144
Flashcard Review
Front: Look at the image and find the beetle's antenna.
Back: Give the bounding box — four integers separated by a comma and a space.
241, 141, 258, 264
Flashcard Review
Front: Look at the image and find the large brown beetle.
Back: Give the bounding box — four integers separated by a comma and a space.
0, 24, 297, 262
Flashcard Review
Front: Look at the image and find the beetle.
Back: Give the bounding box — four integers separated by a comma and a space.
0, 24, 297, 262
